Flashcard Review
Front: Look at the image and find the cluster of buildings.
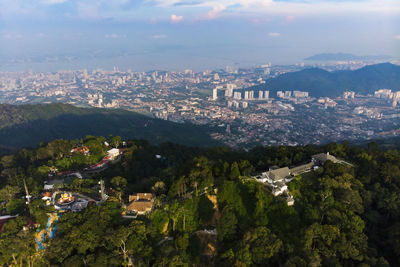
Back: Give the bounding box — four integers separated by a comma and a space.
0, 64, 399, 149
41, 191, 89, 212
374, 89, 400, 107
255, 152, 349, 205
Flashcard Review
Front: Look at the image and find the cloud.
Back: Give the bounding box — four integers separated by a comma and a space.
152, 0, 400, 19
395, 35, 400, 40
170, 14, 183, 23
41, 0, 68, 4
268, 32, 280, 37
77, 1, 101, 20
206, 3, 228, 19
2, 32, 23, 39
0, 0, 399, 24
105, 33, 127, 39
152, 34, 167, 39
285, 15, 295, 23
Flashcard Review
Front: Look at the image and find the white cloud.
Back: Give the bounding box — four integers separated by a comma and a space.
152, 0, 400, 19
105, 33, 127, 39
395, 35, 400, 40
285, 15, 295, 23
152, 34, 167, 39
170, 14, 183, 23
206, 3, 228, 19
41, 0, 68, 4
77, 1, 101, 20
2, 32, 23, 39
268, 32, 280, 37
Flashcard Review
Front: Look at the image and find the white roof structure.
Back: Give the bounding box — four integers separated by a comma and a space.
107, 148, 120, 156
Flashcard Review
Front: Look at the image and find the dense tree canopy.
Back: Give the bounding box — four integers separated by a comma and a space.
0, 137, 398, 266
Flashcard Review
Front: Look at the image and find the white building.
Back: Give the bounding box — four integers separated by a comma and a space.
212, 88, 218, 100
107, 148, 120, 160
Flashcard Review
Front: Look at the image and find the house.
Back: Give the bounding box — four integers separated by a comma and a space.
286, 196, 295, 206
126, 201, 154, 215
71, 146, 90, 155
42, 192, 53, 205
107, 148, 120, 160
126, 193, 155, 215
289, 162, 314, 176
44, 179, 64, 190
265, 167, 291, 184
312, 152, 339, 165
128, 193, 154, 202
272, 182, 288, 196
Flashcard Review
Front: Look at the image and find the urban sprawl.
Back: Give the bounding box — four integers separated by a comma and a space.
1, 63, 400, 148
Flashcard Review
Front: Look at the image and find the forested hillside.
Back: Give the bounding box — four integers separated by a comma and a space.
0, 138, 399, 266
0, 103, 217, 148
250, 63, 400, 97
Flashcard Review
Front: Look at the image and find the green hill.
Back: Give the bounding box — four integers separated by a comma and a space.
0, 103, 218, 148
304, 53, 392, 61
250, 63, 400, 97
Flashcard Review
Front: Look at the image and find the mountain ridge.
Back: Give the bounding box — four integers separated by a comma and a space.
304, 53, 392, 61
0, 103, 218, 148
249, 63, 400, 97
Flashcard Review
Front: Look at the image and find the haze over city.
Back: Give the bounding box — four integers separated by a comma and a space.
1, 0, 399, 71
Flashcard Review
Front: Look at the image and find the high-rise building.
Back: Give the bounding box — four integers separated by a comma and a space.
374, 89, 392, 99
264, 91, 269, 99
293, 91, 309, 98
242, 102, 248, 108
225, 88, 233, 98
226, 83, 237, 90
343, 91, 355, 99
212, 88, 218, 100
233, 92, 242, 100
244, 91, 249, 100
284, 91, 292, 98
249, 91, 254, 99
259, 91, 263, 99
226, 124, 231, 134
277, 91, 284, 98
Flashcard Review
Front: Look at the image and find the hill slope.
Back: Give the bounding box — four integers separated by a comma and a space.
251, 63, 400, 97
304, 53, 392, 61
0, 103, 218, 148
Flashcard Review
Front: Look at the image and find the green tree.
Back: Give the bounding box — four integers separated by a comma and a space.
6, 199, 25, 215
217, 207, 238, 242
236, 227, 282, 266
0, 185, 20, 202
229, 162, 240, 180
110, 136, 122, 148
198, 194, 215, 225
111, 176, 127, 203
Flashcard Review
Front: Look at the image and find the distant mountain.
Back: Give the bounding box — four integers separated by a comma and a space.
0, 103, 218, 148
305, 53, 392, 61
250, 63, 400, 97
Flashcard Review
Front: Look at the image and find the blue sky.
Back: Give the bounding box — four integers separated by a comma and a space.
0, 0, 399, 71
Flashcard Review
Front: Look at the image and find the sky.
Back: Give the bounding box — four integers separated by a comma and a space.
0, 0, 399, 71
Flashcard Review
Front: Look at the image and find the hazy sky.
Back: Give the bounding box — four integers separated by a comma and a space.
0, 0, 399, 71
